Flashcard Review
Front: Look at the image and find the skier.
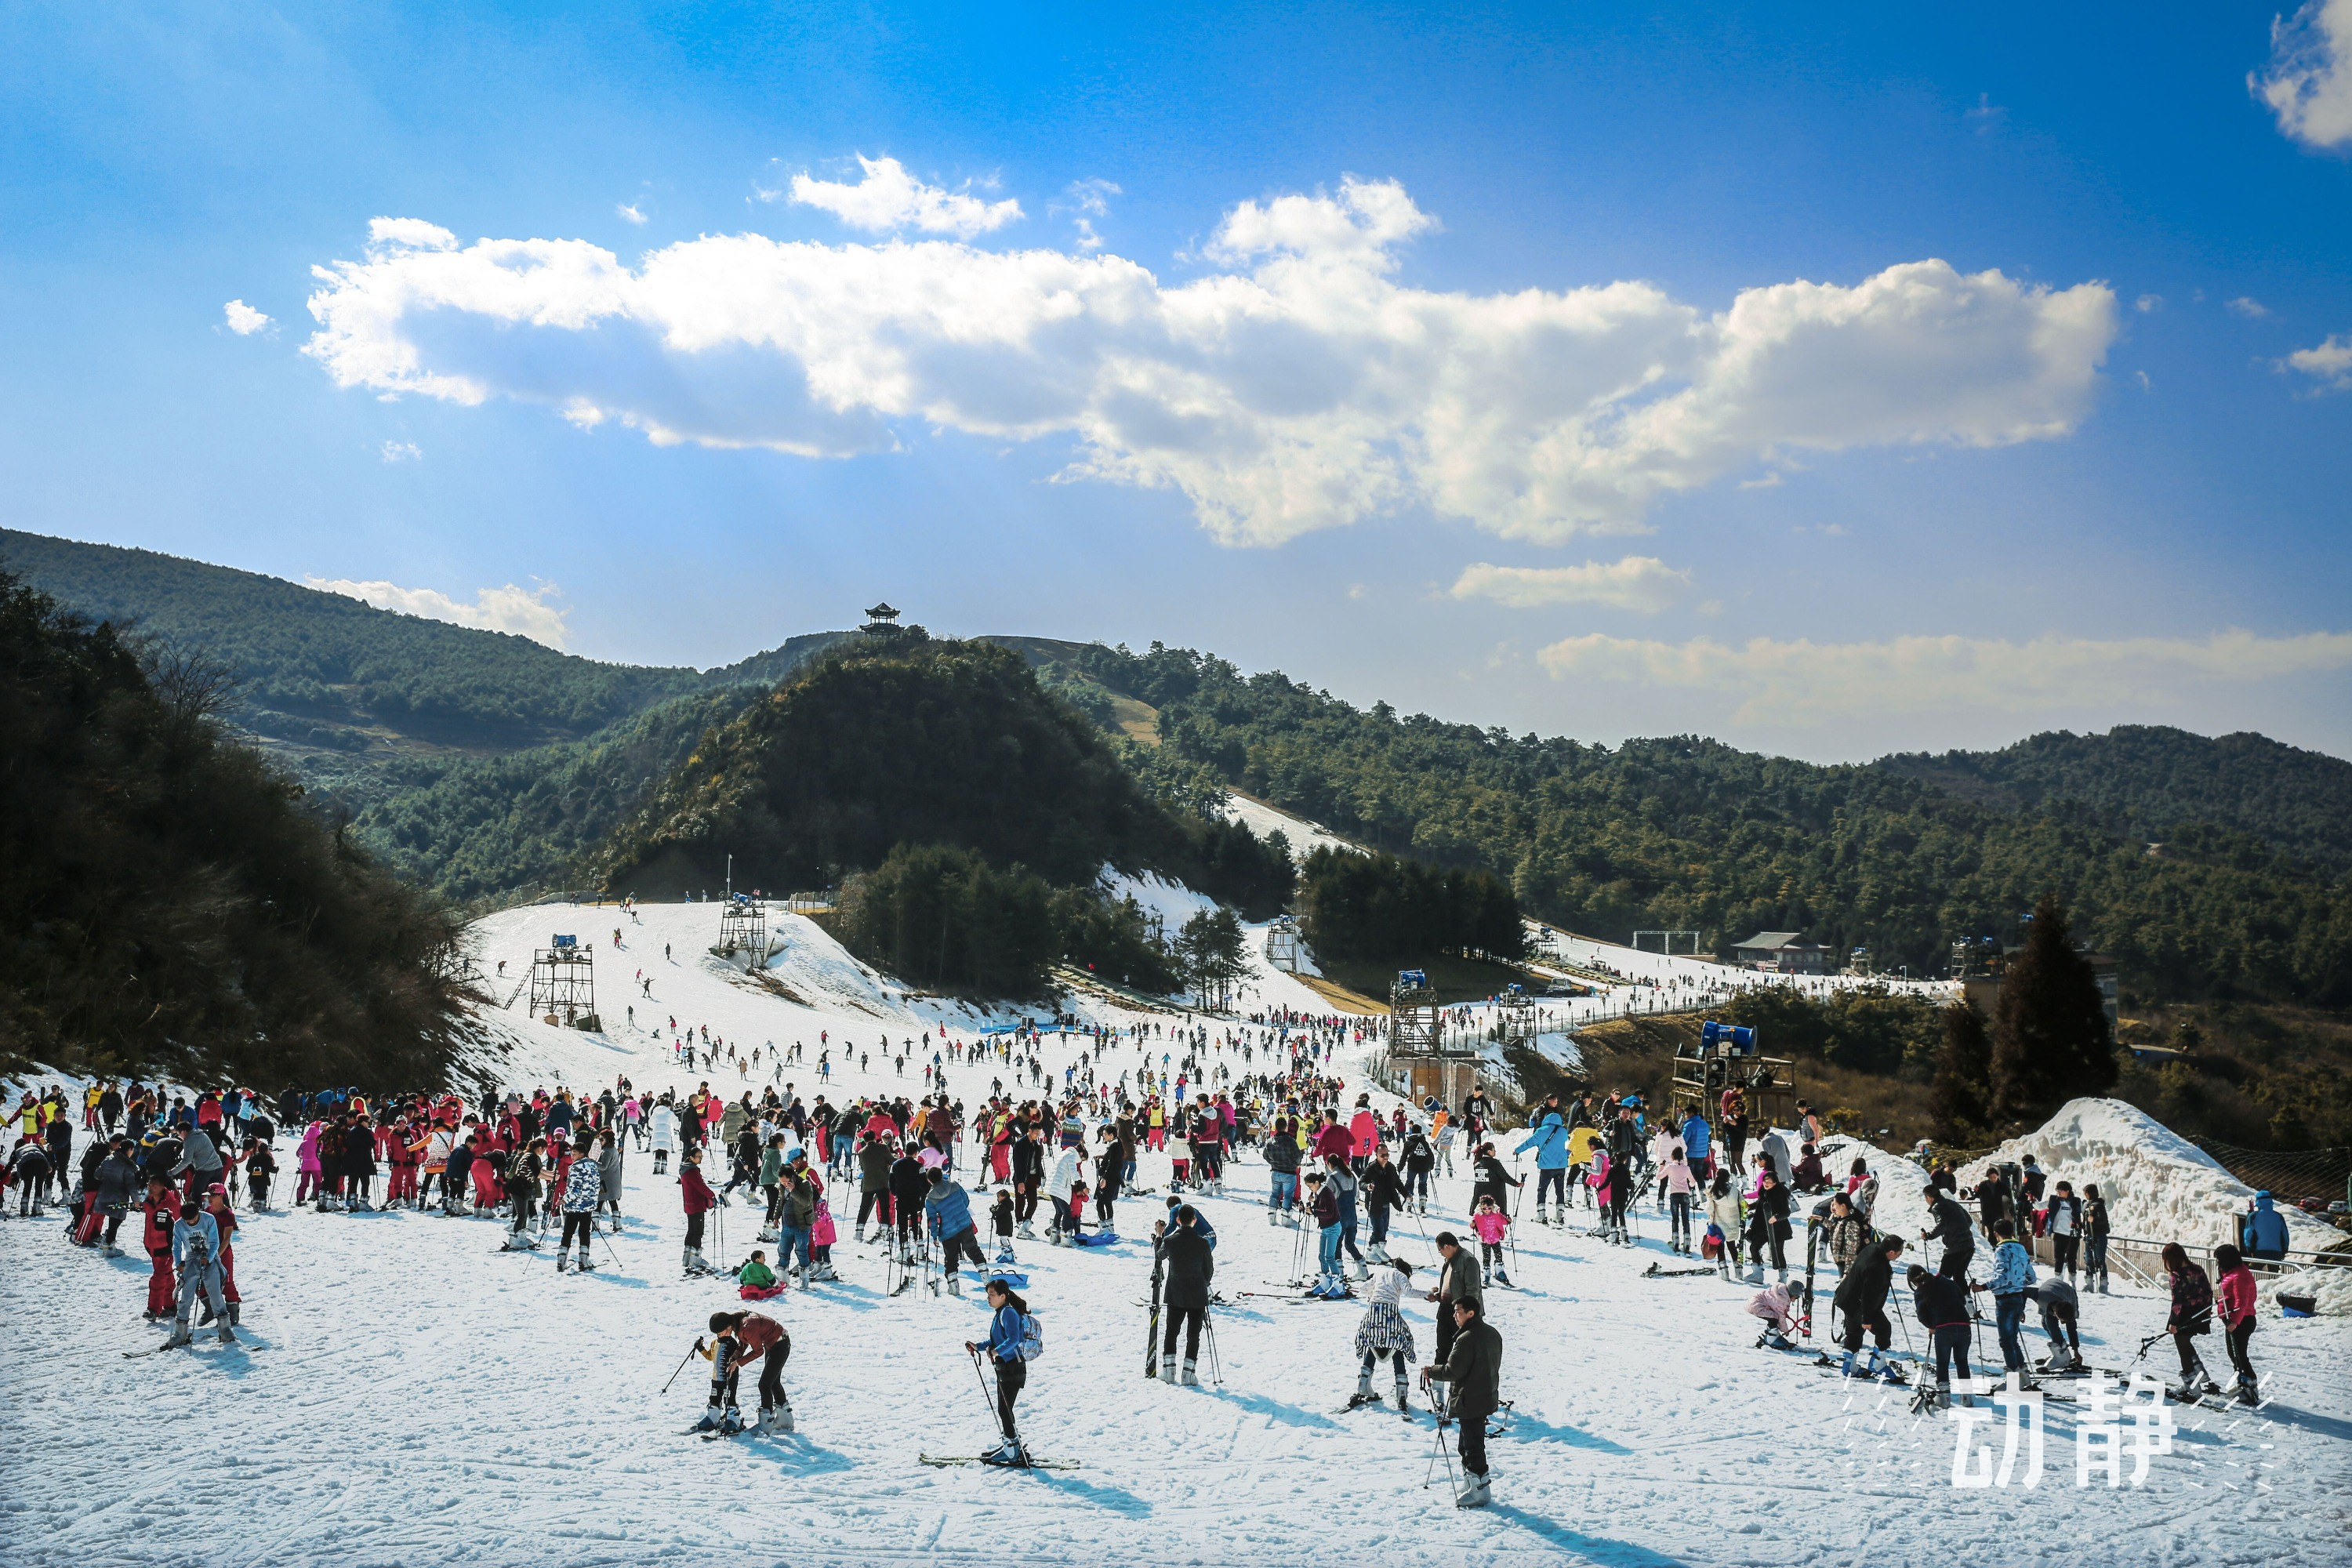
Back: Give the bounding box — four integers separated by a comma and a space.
1350, 1257, 1417, 1412
1305, 1172, 1345, 1295
648, 1096, 676, 1175
699, 1309, 793, 1434
140, 1177, 180, 1321
1831, 1235, 1906, 1381
1362, 1145, 1405, 1263
165, 1187, 234, 1347
2028, 1275, 2083, 1373
679, 1148, 719, 1276
1152, 1203, 1214, 1384
964, 1279, 1034, 1465
990, 1188, 1017, 1263
557, 1134, 602, 1272
1420, 1297, 1502, 1508
2161, 1241, 2220, 1398
1921, 1182, 1976, 1283
1470, 1195, 1512, 1287
2213, 1243, 2261, 1404
1425, 1232, 1483, 1369
1907, 1263, 1976, 1408
1661, 1144, 1695, 1254
2082, 1182, 2112, 1293
1706, 1168, 1744, 1280
926, 1167, 985, 1295
1987, 1218, 2036, 1379
1512, 1107, 1570, 1225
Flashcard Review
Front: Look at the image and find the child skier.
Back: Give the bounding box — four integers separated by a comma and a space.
2214, 1243, 2260, 1404
698, 1308, 793, 1434
964, 1279, 1033, 1465
990, 1189, 1017, 1263
1471, 1195, 1512, 1287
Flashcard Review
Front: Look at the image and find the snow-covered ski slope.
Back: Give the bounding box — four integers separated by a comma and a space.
462, 896, 1341, 1098
9, 1104, 2348, 1565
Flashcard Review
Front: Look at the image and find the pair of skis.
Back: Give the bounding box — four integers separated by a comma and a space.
1641, 1261, 1714, 1279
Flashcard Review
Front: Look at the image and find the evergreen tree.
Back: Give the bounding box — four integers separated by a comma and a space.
1174, 908, 1249, 1011
1932, 1000, 1993, 1139
1990, 893, 2118, 1124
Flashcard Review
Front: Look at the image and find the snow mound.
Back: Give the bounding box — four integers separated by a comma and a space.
1220, 790, 1359, 862
1965, 1096, 2342, 1263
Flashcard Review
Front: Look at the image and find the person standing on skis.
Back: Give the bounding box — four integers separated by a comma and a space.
1512, 1108, 1570, 1226
1421, 1298, 1502, 1508
699, 1310, 792, 1434
1832, 1235, 1905, 1381
1351, 1256, 1417, 1411
964, 1279, 1033, 1465
1152, 1203, 1214, 1384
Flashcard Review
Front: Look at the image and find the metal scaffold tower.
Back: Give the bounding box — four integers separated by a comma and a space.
1381, 969, 1479, 1106
1264, 916, 1303, 974
717, 895, 768, 962
528, 935, 599, 1029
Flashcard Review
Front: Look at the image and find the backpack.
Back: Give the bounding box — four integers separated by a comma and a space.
1017, 1312, 1044, 1363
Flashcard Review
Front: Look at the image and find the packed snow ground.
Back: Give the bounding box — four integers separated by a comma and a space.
7, 902, 2349, 1566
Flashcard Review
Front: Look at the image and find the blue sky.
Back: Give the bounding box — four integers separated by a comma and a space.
3, 1, 2348, 760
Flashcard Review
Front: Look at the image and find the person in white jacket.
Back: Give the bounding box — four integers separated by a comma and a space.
1045, 1145, 1083, 1245
649, 1100, 677, 1175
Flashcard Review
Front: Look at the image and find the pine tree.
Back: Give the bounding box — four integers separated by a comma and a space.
1989, 893, 2117, 1125
1931, 1000, 1992, 1139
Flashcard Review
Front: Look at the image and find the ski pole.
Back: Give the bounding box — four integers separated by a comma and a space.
1203, 1310, 1225, 1387
661, 1338, 704, 1396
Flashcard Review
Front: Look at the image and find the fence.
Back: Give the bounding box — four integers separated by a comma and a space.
2037, 1229, 2350, 1292
2188, 1137, 2351, 1207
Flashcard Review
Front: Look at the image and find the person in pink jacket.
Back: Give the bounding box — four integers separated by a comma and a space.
293, 1123, 323, 1206
1663, 1146, 1697, 1255
1471, 1195, 1512, 1287
2214, 1243, 2261, 1405
1348, 1096, 1380, 1174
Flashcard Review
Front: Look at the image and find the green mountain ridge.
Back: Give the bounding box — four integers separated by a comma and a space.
7, 528, 2348, 1011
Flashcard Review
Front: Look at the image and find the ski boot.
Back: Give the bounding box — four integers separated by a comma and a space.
946, 1271, 962, 1298
692, 1406, 724, 1434
578, 1251, 599, 1272
1454, 1472, 1491, 1509
1179, 1359, 1200, 1387
1492, 1269, 1512, 1288
1393, 1377, 1410, 1417
165, 1319, 194, 1349
2234, 1374, 2259, 1406
980, 1440, 1028, 1468
1016, 1221, 1036, 1240
719, 1406, 745, 1436
1367, 1243, 1389, 1265
554, 1250, 570, 1272
1349, 1370, 1375, 1407
216, 1323, 238, 1345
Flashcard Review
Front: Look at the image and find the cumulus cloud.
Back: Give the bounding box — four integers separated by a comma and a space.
223, 299, 272, 335
380, 440, 421, 463
1058, 178, 1120, 251
2227, 296, 2270, 318
1536, 627, 2352, 723
2254, 0, 2352, 149
307, 576, 570, 648
2284, 332, 2352, 390
781, 155, 1022, 238
1450, 557, 1691, 613
618, 202, 647, 225
302, 175, 2117, 548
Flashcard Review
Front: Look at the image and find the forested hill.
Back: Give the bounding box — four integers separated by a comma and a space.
1876, 726, 2352, 878
0, 528, 845, 752
1015, 642, 2352, 1007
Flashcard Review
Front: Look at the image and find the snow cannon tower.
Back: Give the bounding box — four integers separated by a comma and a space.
716, 894, 769, 967
529, 934, 600, 1031
1382, 969, 1478, 1107
1671, 1019, 1794, 1127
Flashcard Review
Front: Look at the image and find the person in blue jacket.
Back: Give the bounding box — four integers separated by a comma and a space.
964, 1279, 1032, 1465
1166, 1193, 1216, 1250
927, 1167, 985, 1294
1514, 1109, 1571, 1225
1679, 1109, 1713, 1181
2239, 1192, 2290, 1261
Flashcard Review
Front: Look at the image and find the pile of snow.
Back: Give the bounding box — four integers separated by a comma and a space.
1962, 1097, 2350, 1314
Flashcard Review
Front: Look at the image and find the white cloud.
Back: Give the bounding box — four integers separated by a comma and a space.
618, 202, 647, 226
2135, 292, 2163, 313
1535, 627, 2352, 723
1058, 178, 1120, 251
307, 575, 570, 648
2254, 0, 2352, 149
1450, 557, 1692, 613
2284, 332, 2352, 389
1965, 93, 2007, 131
367, 216, 459, 252
781, 154, 1022, 238
2227, 296, 2270, 318
379, 439, 421, 463
302, 176, 2118, 548
223, 299, 273, 335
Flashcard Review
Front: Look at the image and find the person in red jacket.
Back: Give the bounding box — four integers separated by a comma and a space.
679, 1149, 719, 1276
201, 1185, 242, 1327
1311, 1110, 1355, 1167
140, 1178, 181, 1320
2213, 1243, 2261, 1405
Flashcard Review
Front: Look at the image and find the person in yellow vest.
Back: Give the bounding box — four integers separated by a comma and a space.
1567, 1123, 1604, 1212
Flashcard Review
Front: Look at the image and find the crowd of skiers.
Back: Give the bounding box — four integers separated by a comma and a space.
10, 1038, 2289, 1504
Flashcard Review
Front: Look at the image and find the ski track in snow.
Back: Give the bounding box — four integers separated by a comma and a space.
5, 902, 2348, 1566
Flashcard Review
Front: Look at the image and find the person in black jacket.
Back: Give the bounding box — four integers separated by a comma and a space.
1421, 1298, 1504, 1508
888, 1147, 931, 1261
1908, 1263, 1976, 1407
1748, 1169, 1793, 1281
1922, 1185, 1976, 1284
1606, 1107, 1641, 1238
1469, 1145, 1519, 1216
1011, 1127, 1045, 1239
1154, 1204, 1216, 1385
1832, 1235, 1906, 1379
1362, 1148, 1406, 1264
1399, 1126, 1436, 1215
